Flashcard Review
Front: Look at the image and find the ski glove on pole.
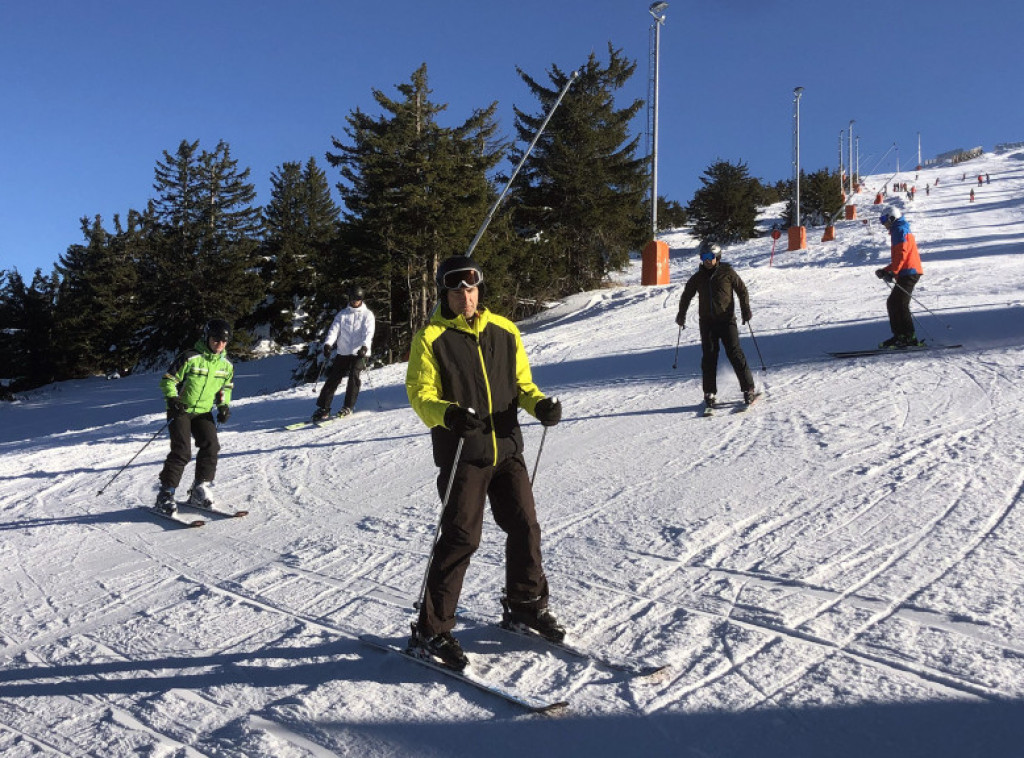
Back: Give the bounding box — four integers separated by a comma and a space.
535, 397, 562, 427
675, 312, 686, 327
742, 309, 753, 325
166, 397, 188, 421
875, 268, 894, 283
322, 344, 332, 358
444, 405, 486, 437
217, 405, 231, 423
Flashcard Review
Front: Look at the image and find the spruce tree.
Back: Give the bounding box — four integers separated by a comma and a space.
257, 158, 340, 345
327, 64, 503, 355
53, 214, 143, 377
0, 268, 60, 390
140, 139, 264, 358
688, 159, 761, 246
510, 45, 648, 297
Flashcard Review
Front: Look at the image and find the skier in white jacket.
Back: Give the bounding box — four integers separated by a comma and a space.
312, 286, 375, 421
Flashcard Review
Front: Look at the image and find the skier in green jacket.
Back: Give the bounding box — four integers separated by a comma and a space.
155, 319, 234, 514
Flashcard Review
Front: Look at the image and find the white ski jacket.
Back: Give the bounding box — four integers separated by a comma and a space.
324, 303, 375, 356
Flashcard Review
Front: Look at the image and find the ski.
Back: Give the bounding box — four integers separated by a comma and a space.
828, 343, 962, 359
359, 633, 569, 714
733, 392, 763, 412
495, 621, 669, 678
177, 502, 249, 518
284, 412, 356, 431
146, 506, 205, 528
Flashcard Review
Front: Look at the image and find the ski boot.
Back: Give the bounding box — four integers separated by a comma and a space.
501, 596, 566, 643
703, 393, 716, 415
187, 481, 217, 510
311, 406, 331, 422
878, 335, 902, 349
336, 407, 353, 418
155, 485, 176, 515
407, 624, 468, 670
743, 388, 759, 406
897, 333, 925, 348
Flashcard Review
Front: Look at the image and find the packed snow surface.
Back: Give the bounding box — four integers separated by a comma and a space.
3, 151, 1024, 756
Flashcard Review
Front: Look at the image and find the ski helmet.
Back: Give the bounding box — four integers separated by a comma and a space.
348, 285, 365, 303
203, 318, 232, 343
435, 256, 484, 292
698, 241, 721, 260
880, 207, 902, 225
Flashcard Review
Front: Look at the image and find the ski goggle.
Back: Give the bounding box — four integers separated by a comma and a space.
700, 251, 716, 262
442, 267, 484, 290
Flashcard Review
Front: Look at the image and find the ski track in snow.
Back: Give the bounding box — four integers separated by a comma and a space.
3, 151, 1024, 754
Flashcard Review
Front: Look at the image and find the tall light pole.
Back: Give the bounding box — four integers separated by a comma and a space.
793, 87, 804, 227
848, 119, 855, 193
649, 1, 668, 238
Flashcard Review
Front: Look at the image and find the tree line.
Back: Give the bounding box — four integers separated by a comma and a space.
1, 46, 843, 395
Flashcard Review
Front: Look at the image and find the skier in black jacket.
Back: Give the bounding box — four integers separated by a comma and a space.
676, 243, 757, 410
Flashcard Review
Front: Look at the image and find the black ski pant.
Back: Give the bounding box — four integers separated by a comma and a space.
699, 319, 754, 396
417, 454, 549, 637
316, 354, 362, 412
886, 274, 920, 337
159, 412, 219, 489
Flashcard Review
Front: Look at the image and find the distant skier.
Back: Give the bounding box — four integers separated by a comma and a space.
155, 319, 234, 514
875, 208, 924, 348
675, 242, 757, 412
311, 286, 375, 421
405, 255, 564, 670
970, 189, 976, 203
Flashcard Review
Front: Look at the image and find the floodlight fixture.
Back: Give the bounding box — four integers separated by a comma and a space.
650, 1, 669, 20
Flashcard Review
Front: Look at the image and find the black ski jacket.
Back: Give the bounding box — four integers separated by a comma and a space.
677, 262, 752, 325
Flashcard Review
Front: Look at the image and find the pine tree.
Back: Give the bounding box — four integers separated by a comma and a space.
140, 139, 264, 358
510, 45, 648, 298
257, 158, 340, 345
327, 64, 503, 355
688, 159, 761, 246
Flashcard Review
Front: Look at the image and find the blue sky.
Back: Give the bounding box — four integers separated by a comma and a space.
2, 0, 1021, 277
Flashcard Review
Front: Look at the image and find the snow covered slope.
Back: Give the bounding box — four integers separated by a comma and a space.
2, 149, 1024, 756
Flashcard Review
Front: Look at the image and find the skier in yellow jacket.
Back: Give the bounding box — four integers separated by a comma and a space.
405, 255, 563, 670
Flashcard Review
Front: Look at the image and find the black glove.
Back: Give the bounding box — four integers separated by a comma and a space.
875, 268, 894, 283
444, 404, 485, 437
535, 397, 562, 427
742, 310, 752, 325
322, 344, 332, 358
358, 345, 368, 358
166, 397, 188, 420
217, 404, 230, 424
675, 312, 686, 328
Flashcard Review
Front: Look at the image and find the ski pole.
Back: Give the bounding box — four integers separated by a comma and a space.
883, 280, 935, 343
96, 419, 170, 496
746, 322, 767, 372
312, 349, 329, 394
531, 426, 549, 486
671, 325, 682, 370
891, 279, 953, 330
415, 433, 467, 612
360, 361, 383, 411
463, 70, 578, 260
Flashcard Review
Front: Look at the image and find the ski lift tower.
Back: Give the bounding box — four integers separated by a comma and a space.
642, 1, 670, 285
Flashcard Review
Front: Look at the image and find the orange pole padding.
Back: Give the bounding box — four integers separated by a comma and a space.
874, 193, 883, 204
845, 204, 857, 220
821, 226, 836, 242
787, 226, 807, 251
641, 239, 670, 285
